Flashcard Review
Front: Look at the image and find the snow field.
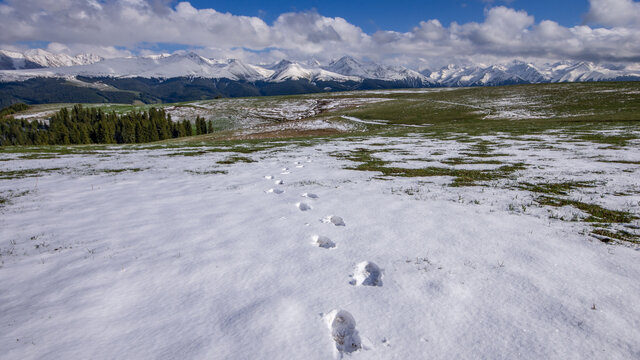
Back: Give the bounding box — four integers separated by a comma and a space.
265, 156, 369, 355
0, 133, 639, 359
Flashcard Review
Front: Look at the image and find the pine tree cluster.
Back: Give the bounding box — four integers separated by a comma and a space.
0, 104, 216, 146
0, 103, 29, 118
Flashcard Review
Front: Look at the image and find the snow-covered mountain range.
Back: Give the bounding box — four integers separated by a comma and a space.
424, 61, 640, 86
1, 49, 639, 86
0, 49, 103, 70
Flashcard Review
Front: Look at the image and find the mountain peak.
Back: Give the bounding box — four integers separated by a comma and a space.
272, 59, 295, 70
329, 55, 360, 67
0, 48, 103, 69
1, 49, 638, 86
306, 58, 322, 68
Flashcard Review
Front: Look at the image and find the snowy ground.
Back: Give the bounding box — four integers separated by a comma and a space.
1, 131, 639, 359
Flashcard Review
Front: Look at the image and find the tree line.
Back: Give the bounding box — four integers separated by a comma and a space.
0, 103, 29, 118
0, 104, 215, 146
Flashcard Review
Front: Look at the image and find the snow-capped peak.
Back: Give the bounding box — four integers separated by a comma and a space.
425, 60, 640, 86
269, 59, 295, 71
1, 48, 639, 85
0, 49, 103, 70
325, 56, 369, 78
143, 53, 172, 60
325, 56, 430, 83
306, 58, 322, 68
267, 61, 360, 83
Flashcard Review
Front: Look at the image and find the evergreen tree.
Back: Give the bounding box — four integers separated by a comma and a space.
183, 120, 193, 136
96, 120, 115, 144
0, 104, 195, 146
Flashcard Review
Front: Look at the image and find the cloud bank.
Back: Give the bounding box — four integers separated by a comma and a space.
0, 0, 639, 68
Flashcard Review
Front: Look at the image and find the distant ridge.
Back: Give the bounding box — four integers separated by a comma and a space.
0, 49, 103, 70
1, 49, 639, 106
2, 50, 638, 86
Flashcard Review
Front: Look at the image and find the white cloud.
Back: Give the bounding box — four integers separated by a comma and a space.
45, 42, 132, 58
0, 4, 13, 15
586, 0, 640, 27
0, 0, 639, 67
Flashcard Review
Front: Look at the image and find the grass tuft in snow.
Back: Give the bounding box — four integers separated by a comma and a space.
597, 159, 640, 165
0, 145, 107, 155
441, 157, 505, 165
0, 168, 63, 180
100, 168, 144, 174
166, 150, 210, 157
18, 153, 61, 160
536, 196, 636, 224
591, 229, 640, 244
184, 169, 228, 175
334, 148, 390, 167
0, 190, 30, 207
574, 133, 638, 147
519, 181, 598, 196
335, 148, 526, 187
216, 155, 256, 164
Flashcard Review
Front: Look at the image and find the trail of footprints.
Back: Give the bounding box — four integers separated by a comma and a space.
263, 157, 382, 355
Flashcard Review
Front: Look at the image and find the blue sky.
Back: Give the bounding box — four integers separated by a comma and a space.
188, 0, 590, 33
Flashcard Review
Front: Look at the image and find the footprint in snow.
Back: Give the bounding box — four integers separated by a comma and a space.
274, 180, 284, 185
313, 235, 335, 249
266, 188, 284, 194
322, 215, 345, 226
325, 310, 361, 354
351, 261, 382, 287
297, 202, 312, 211
302, 192, 319, 199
